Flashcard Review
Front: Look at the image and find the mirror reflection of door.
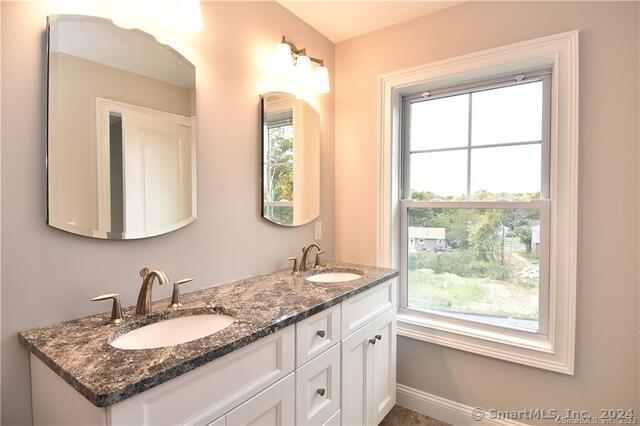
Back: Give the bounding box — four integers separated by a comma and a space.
46, 15, 197, 239
97, 99, 196, 239
262, 92, 320, 227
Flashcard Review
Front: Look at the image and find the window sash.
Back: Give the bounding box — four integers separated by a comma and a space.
402, 69, 551, 103
399, 72, 552, 337
399, 199, 551, 337
401, 74, 551, 200
264, 200, 293, 207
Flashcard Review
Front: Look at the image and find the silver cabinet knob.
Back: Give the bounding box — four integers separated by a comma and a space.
91, 293, 123, 324
316, 330, 326, 338
170, 278, 194, 308
316, 388, 326, 397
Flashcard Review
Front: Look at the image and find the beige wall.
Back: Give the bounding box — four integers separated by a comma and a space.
335, 0, 639, 418
1, 2, 334, 424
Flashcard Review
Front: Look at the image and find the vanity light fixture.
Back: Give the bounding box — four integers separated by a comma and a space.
276, 35, 330, 94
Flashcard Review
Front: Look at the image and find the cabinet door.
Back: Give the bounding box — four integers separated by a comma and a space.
225, 373, 294, 426
371, 309, 396, 424
341, 323, 373, 426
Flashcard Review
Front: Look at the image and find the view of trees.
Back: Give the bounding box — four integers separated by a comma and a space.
265, 125, 294, 202
409, 190, 539, 258
407, 190, 541, 323
264, 125, 294, 224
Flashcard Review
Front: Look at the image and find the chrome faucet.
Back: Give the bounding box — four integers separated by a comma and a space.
300, 243, 325, 272
135, 267, 170, 316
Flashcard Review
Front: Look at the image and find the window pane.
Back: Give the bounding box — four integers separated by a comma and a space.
470, 144, 541, 200
471, 81, 543, 146
410, 150, 467, 200
410, 94, 469, 151
407, 207, 541, 332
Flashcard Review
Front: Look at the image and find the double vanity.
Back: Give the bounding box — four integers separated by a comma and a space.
20, 263, 398, 426
26, 14, 398, 426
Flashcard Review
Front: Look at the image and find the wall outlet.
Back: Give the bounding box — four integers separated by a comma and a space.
314, 221, 322, 240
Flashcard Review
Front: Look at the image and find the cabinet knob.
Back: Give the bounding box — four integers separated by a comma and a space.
368, 338, 377, 345
375, 334, 382, 341
316, 330, 326, 338
316, 388, 326, 397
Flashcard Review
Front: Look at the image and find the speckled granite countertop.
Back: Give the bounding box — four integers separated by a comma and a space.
19, 262, 398, 407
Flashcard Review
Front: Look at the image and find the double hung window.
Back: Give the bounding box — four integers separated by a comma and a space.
400, 71, 551, 334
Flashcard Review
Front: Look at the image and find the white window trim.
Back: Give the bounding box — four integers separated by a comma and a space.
377, 31, 579, 374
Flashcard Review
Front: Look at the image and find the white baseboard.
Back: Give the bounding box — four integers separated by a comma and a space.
396, 384, 527, 426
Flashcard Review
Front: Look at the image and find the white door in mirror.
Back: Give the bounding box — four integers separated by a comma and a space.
110, 315, 235, 350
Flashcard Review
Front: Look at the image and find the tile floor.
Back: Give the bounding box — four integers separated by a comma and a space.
380, 405, 452, 426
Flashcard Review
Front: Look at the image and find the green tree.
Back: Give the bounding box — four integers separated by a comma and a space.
265, 126, 293, 202
516, 226, 533, 253
468, 211, 502, 262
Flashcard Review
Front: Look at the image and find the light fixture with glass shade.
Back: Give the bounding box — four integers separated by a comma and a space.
276, 35, 330, 94
295, 53, 313, 89
314, 64, 330, 94
275, 36, 294, 71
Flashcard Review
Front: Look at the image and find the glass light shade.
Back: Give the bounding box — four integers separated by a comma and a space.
295, 54, 313, 89
275, 42, 293, 70
314, 65, 330, 94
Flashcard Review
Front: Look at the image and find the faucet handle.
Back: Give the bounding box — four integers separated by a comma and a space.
288, 257, 299, 275
139, 267, 150, 278
169, 278, 194, 308
314, 248, 325, 268
91, 293, 123, 324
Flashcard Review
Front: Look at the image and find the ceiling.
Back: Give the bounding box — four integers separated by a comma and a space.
277, 1, 461, 43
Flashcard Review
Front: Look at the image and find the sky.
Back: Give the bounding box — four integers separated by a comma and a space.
409, 81, 543, 198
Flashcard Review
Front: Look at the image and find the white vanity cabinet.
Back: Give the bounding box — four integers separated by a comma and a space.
341, 285, 396, 426
29, 278, 397, 426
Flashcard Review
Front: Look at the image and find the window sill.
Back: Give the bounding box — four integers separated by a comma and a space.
397, 310, 573, 375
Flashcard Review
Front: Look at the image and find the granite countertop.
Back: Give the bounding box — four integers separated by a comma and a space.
19, 262, 398, 407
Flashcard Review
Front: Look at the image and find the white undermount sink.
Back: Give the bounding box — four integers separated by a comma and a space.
305, 271, 362, 283
110, 314, 236, 350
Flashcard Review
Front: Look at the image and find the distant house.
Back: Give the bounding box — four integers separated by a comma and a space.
408, 227, 446, 253
532, 223, 541, 257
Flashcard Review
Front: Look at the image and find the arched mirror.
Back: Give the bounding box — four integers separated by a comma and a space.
261, 92, 320, 226
47, 15, 197, 239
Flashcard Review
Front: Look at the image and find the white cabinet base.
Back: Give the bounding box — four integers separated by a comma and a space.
29, 279, 397, 426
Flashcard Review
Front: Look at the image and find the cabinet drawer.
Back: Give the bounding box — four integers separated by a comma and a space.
225, 373, 294, 426
296, 304, 341, 367
295, 343, 341, 426
110, 327, 295, 426
341, 278, 396, 338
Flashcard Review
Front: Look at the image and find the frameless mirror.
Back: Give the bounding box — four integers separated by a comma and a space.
261, 92, 320, 226
47, 15, 197, 239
